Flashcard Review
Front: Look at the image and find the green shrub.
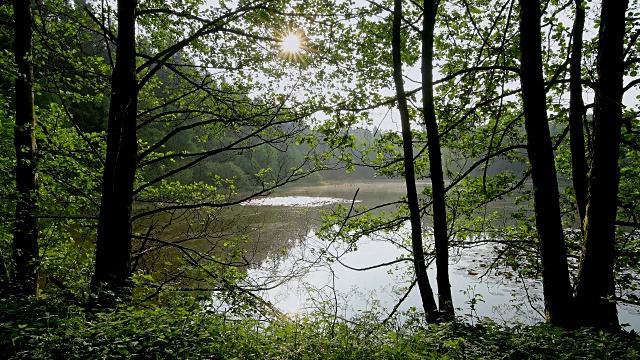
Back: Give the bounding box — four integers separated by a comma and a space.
1, 296, 638, 359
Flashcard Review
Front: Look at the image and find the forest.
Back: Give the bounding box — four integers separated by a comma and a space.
2, 0, 640, 358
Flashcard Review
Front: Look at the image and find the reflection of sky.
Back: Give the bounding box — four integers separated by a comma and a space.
249, 227, 546, 326
246, 210, 640, 331
241, 196, 361, 207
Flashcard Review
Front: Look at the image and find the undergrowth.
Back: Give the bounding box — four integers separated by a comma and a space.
1, 296, 639, 359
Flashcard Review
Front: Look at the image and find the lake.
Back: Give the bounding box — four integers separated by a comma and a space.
228, 181, 640, 331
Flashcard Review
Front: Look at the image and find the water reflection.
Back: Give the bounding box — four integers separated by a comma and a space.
241, 196, 362, 207
241, 182, 640, 331
248, 223, 640, 330
248, 225, 546, 324
136, 181, 640, 330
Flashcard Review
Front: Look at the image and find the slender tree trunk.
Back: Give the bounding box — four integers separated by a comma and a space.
569, 0, 588, 227
422, 0, 453, 317
392, 0, 438, 321
518, 0, 573, 328
90, 0, 138, 304
574, 0, 628, 331
12, 0, 39, 296
0, 258, 8, 295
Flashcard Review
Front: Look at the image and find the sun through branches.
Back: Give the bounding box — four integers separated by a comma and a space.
277, 28, 313, 64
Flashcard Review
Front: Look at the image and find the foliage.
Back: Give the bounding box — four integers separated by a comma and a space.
1, 296, 639, 359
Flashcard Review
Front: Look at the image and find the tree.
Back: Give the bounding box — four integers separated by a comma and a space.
422, 0, 453, 317
12, 0, 40, 296
89, 0, 325, 303
306, 0, 640, 331
391, 0, 439, 321
568, 0, 588, 227
310, 0, 526, 322
0, 0, 115, 299
89, 0, 138, 302
518, 0, 573, 327
574, 0, 629, 331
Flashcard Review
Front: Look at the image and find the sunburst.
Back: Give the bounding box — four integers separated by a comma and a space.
277, 28, 313, 64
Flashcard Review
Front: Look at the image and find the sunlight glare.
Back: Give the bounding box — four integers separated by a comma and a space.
277, 28, 313, 64
281, 34, 302, 53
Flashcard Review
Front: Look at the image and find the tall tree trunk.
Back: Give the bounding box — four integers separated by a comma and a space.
569, 0, 588, 227
518, 0, 573, 328
0, 257, 8, 295
392, 0, 438, 321
90, 0, 138, 304
574, 0, 628, 331
422, 0, 453, 317
12, 0, 39, 296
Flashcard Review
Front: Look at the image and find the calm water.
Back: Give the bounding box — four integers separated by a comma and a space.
227, 181, 640, 330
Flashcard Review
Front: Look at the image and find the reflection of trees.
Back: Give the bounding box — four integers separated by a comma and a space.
130, 185, 546, 324
131, 200, 318, 309
311, 183, 543, 323
238, 205, 318, 268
